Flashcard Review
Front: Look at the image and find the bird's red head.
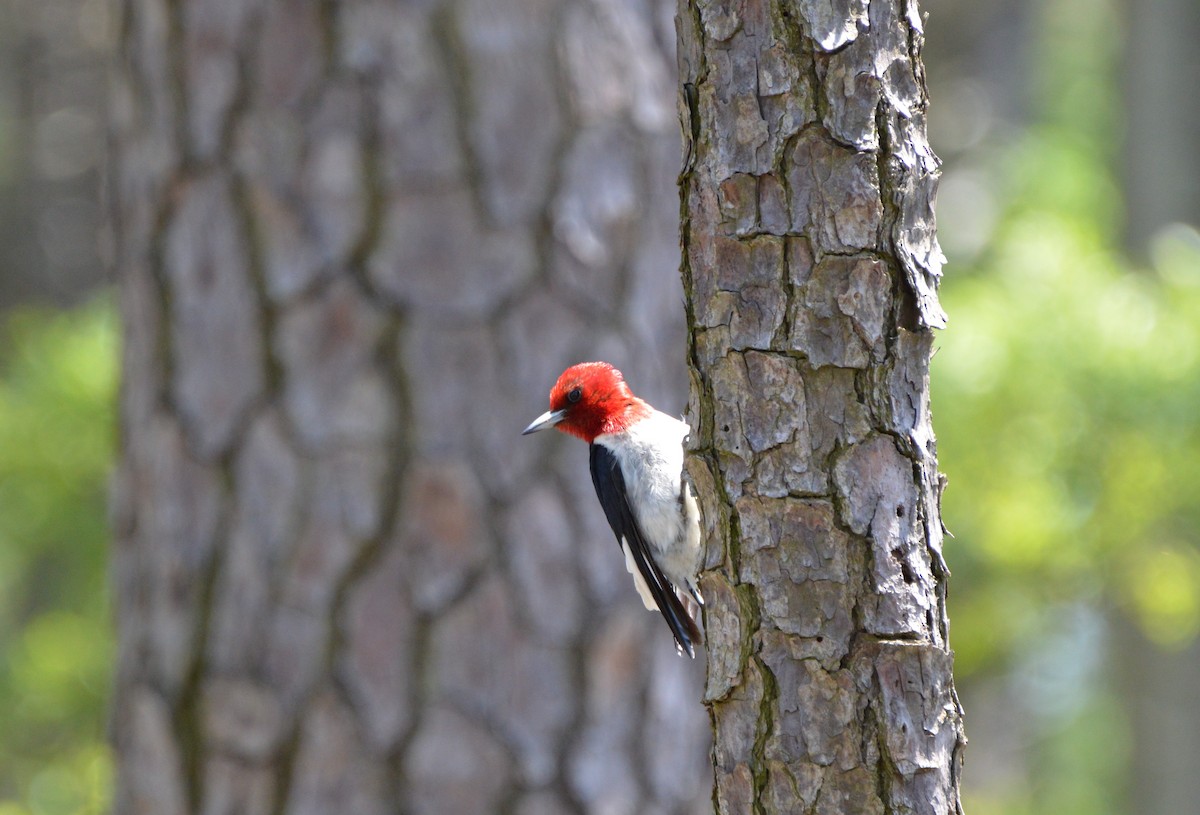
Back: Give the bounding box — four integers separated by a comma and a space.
525, 361, 651, 443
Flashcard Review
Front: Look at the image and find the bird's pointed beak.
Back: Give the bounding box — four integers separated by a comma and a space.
522, 408, 568, 435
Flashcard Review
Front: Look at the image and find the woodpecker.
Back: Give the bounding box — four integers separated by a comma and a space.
522, 362, 704, 657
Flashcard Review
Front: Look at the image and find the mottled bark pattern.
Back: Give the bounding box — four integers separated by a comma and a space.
676, 0, 964, 812
108, 0, 709, 813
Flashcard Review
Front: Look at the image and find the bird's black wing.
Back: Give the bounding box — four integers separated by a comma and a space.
589, 443, 702, 657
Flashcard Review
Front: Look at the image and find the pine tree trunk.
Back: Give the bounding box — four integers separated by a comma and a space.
107, 1, 709, 813
675, 0, 966, 811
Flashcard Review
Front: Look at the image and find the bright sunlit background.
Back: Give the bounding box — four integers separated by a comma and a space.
1, 0, 1197, 813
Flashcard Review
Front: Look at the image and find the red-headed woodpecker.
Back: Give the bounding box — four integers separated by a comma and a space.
522, 362, 704, 657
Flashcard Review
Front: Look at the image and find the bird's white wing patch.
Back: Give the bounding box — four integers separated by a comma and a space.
682, 482, 704, 605
622, 538, 657, 611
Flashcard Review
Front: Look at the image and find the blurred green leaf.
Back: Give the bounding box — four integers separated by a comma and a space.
931, 2, 1200, 813
937, 224, 1200, 672
0, 299, 114, 812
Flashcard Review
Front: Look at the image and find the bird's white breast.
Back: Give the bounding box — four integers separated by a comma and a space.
594, 411, 701, 593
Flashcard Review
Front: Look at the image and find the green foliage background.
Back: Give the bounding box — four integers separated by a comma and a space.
932, 0, 1200, 812
0, 303, 114, 815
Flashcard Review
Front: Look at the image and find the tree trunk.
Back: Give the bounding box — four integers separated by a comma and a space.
676, 0, 965, 812
0, 0, 109, 310
1115, 0, 1200, 810
1113, 613, 1200, 815
1121, 0, 1200, 257
107, 1, 709, 813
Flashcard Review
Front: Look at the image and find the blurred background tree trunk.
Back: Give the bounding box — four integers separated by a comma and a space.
1115, 3, 1200, 815
677, 0, 965, 811
0, 0, 108, 309
1121, 0, 1200, 257
1113, 614, 1200, 815
106, 1, 709, 813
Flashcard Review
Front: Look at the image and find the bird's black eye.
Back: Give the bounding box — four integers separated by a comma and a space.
567, 387, 582, 404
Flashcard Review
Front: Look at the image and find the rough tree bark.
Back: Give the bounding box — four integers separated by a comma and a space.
676, 0, 965, 812
107, 0, 710, 813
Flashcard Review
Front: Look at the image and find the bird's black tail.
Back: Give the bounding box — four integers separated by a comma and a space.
646, 575, 702, 658
670, 589, 704, 658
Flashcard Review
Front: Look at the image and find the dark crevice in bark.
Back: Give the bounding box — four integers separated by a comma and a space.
232, 173, 284, 397
172, 501, 229, 815
388, 613, 434, 814
316, 0, 340, 75
864, 699, 897, 815
530, 0, 580, 290
161, 0, 191, 165
552, 636, 592, 815
217, 9, 263, 166
268, 715, 303, 815
429, 3, 487, 222
949, 686, 968, 815
872, 97, 922, 337
750, 654, 778, 815
268, 715, 304, 815
327, 316, 412, 636
628, 674, 656, 808
347, 71, 388, 302
145, 181, 181, 415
